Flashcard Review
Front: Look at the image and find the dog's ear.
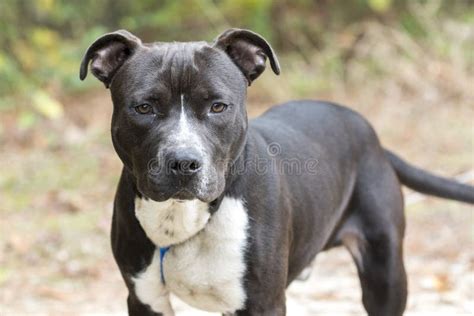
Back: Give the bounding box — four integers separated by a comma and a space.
80, 30, 143, 88
213, 28, 280, 85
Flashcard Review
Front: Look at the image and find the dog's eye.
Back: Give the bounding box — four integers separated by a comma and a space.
210, 102, 227, 114
135, 104, 154, 115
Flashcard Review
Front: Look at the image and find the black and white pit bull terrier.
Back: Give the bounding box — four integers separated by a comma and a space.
80, 29, 474, 316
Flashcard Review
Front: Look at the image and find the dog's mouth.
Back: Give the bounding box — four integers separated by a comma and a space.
137, 167, 223, 203
171, 189, 196, 201
139, 183, 214, 203
140, 188, 196, 202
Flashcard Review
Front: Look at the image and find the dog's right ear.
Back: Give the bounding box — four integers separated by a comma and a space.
80, 30, 142, 88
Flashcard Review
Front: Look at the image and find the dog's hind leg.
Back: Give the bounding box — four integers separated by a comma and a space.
339, 156, 408, 316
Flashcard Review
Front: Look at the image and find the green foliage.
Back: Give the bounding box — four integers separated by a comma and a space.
368, 0, 392, 13
1, 0, 473, 123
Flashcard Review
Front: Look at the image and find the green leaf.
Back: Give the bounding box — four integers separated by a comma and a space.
32, 90, 64, 120
17, 111, 38, 130
368, 0, 392, 13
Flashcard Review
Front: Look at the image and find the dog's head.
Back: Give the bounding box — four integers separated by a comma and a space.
80, 29, 279, 202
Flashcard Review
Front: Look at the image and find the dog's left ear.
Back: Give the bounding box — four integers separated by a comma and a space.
214, 28, 280, 85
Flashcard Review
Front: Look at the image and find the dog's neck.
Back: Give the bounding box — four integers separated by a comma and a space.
134, 197, 210, 248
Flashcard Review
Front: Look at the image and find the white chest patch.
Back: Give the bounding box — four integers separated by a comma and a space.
135, 198, 210, 247
133, 197, 249, 314
132, 251, 175, 316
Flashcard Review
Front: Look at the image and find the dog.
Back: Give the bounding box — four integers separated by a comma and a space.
80, 28, 474, 316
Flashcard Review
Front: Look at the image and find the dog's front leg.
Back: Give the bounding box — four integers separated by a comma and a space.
127, 291, 167, 316
235, 301, 286, 316
112, 172, 175, 316
128, 249, 175, 316
235, 259, 288, 316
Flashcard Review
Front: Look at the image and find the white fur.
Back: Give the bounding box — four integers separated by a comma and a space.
165, 197, 249, 312
168, 94, 212, 195
135, 198, 210, 247
174, 94, 205, 154
175, 94, 193, 143
132, 251, 175, 315
134, 197, 249, 313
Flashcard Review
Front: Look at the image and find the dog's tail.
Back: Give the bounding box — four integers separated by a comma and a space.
385, 150, 474, 204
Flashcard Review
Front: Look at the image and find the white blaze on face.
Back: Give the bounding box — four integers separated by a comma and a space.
174, 94, 196, 145
173, 94, 207, 154
166, 94, 212, 194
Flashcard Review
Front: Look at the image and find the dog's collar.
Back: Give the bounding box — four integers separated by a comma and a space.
159, 246, 171, 284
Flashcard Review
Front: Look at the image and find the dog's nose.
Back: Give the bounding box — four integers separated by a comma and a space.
167, 151, 202, 176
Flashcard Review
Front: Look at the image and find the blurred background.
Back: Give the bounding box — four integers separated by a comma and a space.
0, 0, 473, 315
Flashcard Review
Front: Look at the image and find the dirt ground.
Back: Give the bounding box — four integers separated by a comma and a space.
1, 84, 473, 315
